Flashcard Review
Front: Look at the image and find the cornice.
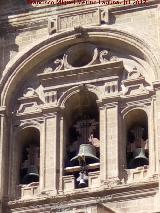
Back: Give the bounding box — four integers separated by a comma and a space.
0, 0, 159, 33
7, 180, 158, 210
38, 61, 123, 83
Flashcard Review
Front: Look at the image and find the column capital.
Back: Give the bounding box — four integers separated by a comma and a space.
97, 97, 120, 109
105, 102, 119, 109
0, 106, 6, 117
97, 102, 119, 110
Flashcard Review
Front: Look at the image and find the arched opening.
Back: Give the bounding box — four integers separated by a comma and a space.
125, 109, 149, 169
18, 127, 40, 185
1, 28, 158, 109
63, 88, 100, 188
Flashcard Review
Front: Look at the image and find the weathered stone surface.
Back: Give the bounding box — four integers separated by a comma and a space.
0, 1, 160, 213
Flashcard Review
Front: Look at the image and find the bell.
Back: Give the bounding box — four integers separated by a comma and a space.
71, 144, 99, 163
22, 165, 39, 184
77, 172, 88, 188
79, 178, 86, 187
129, 148, 149, 169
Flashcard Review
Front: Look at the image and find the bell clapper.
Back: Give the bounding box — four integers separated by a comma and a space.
77, 155, 88, 187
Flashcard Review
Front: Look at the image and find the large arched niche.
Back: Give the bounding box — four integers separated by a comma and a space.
62, 87, 100, 168
58, 84, 102, 108
0, 27, 159, 109
124, 109, 149, 169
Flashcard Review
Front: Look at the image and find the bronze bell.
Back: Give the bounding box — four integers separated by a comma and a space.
77, 171, 88, 188
22, 165, 39, 184
129, 148, 149, 169
71, 144, 99, 163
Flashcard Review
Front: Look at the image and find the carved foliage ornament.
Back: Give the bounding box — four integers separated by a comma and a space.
43, 43, 120, 73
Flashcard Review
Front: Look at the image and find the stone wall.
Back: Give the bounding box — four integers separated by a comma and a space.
0, 1, 159, 76
0, 1, 160, 213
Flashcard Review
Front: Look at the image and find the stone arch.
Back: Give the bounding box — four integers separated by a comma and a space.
15, 121, 41, 134
122, 106, 149, 120
13, 126, 40, 186
61, 84, 100, 171
58, 84, 102, 108
0, 27, 159, 108
123, 108, 149, 169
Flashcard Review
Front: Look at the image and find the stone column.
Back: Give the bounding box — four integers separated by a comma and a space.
39, 121, 45, 191
42, 112, 59, 194
59, 113, 65, 192
148, 98, 156, 175
105, 103, 119, 179
154, 89, 160, 208
99, 105, 107, 181
100, 102, 119, 182
0, 38, 4, 79
119, 112, 126, 179
8, 121, 19, 200
0, 107, 8, 212
155, 91, 160, 174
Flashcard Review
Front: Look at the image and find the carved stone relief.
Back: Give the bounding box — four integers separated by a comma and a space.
121, 66, 152, 96
15, 81, 45, 114
43, 67, 53, 74
23, 88, 37, 98
128, 67, 142, 80
48, 8, 101, 34
44, 91, 57, 104
104, 177, 122, 188
14, 43, 152, 117
99, 50, 118, 64
42, 43, 120, 73
104, 80, 119, 95
17, 100, 41, 114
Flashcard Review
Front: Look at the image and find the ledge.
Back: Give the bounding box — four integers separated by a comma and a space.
0, 0, 159, 32
7, 178, 159, 210
37, 61, 124, 86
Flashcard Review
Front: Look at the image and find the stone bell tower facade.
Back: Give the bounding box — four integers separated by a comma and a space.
0, 0, 160, 212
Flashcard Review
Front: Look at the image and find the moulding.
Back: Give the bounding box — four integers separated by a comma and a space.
7, 180, 158, 211
48, 8, 101, 34
38, 61, 123, 82
0, 1, 158, 33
